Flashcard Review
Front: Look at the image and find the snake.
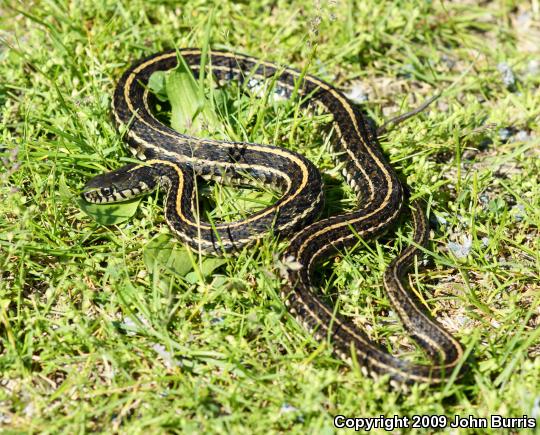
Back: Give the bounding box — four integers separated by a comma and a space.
83, 48, 465, 384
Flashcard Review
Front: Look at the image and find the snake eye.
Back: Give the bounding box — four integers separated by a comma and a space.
101, 187, 113, 196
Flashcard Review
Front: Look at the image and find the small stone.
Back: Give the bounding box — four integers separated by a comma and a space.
280, 403, 298, 413
435, 214, 448, 226
497, 62, 516, 88
515, 130, 531, 142
448, 235, 472, 259
527, 60, 540, 76
498, 127, 514, 142
152, 343, 181, 369
511, 204, 526, 221
345, 82, 369, 103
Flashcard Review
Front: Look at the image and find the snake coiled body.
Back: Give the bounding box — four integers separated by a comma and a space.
84, 48, 465, 384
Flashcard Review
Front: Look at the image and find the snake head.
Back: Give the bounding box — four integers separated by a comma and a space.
83, 163, 157, 203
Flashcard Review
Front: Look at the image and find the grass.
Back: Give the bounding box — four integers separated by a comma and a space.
1, 0, 539, 433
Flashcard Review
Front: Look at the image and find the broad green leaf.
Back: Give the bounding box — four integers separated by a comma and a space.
57, 173, 73, 201
78, 197, 142, 225
185, 257, 227, 284
147, 70, 168, 102
148, 53, 221, 135
143, 234, 194, 277
167, 68, 219, 134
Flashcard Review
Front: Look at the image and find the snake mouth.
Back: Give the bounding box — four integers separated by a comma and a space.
82, 187, 117, 203
82, 183, 146, 204
82, 163, 149, 203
